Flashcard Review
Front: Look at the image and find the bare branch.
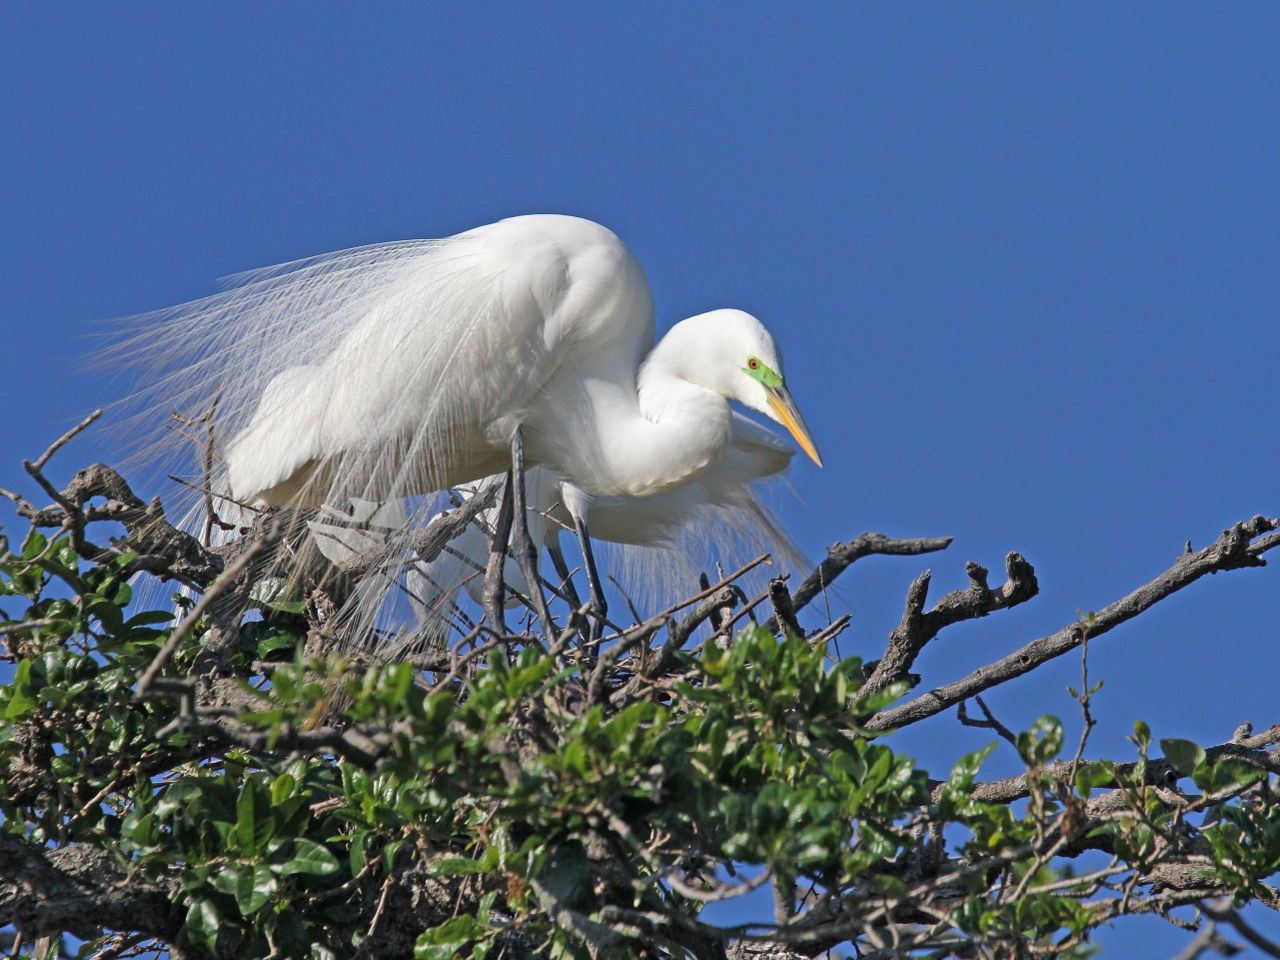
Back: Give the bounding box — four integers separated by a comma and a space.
1201, 898, 1280, 958
866, 517, 1279, 732
1168, 921, 1243, 960
957, 696, 1019, 749
933, 724, 1280, 806
153, 714, 389, 769
790, 531, 953, 613
861, 551, 1038, 697
767, 577, 801, 638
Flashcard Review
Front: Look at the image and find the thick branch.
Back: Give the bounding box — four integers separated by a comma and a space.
155, 715, 390, 769
933, 723, 1280, 805
20, 462, 224, 586
0, 833, 179, 945
768, 578, 802, 638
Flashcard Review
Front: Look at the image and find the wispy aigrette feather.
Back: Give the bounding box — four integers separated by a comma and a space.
102, 214, 820, 643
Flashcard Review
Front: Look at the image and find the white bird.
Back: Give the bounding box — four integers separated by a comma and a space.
112, 214, 822, 628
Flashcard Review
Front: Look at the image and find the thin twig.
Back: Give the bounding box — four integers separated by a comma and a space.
656, 554, 771, 618
134, 539, 265, 698
32, 408, 103, 472
957, 696, 1019, 749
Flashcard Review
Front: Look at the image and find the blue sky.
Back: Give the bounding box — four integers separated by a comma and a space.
3, 4, 1279, 955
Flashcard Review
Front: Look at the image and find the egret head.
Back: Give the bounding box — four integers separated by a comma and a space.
672, 309, 824, 468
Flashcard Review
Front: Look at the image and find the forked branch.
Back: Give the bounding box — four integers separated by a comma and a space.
861, 552, 1039, 697
866, 516, 1279, 732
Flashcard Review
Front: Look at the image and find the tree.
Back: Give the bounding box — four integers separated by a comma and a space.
2, 420, 1279, 960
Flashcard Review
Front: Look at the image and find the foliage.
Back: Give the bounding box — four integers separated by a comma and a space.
1, 468, 1279, 960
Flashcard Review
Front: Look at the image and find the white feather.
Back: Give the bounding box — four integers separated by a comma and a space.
103, 214, 822, 641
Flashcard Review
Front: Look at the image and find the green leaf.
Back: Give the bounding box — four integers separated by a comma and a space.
4, 660, 36, 718
537, 840, 593, 912
705, 717, 727, 769
946, 743, 996, 790
414, 914, 491, 959
183, 898, 221, 953
1160, 738, 1206, 777
270, 772, 298, 806
1073, 761, 1114, 798
383, 838, 406, 874
250, 578, 307, 614
22, 533, 48, 560
208, 864, 243, 897
427, 856, 489, 876
236, 781, 275, 855
281, 837, 339, 876
124, 609, 176, 628
234, 863, 276, 915
1016, 716, 1064, 766
1202, 757, 1266, 794
1131, 720, 1152, 750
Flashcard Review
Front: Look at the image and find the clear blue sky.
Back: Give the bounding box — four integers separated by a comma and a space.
3, 4, 1278, 955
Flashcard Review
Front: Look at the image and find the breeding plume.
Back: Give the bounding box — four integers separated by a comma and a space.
114, 214, 822, 626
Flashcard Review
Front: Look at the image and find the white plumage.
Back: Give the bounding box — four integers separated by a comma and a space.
110, 214, 821, 631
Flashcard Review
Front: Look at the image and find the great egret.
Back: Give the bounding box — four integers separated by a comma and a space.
112, 214, 821, 628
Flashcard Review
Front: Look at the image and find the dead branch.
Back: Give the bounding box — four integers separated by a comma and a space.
865, 516, 1279, 732
861, 551, 1038, 697
789, 532, 953, 613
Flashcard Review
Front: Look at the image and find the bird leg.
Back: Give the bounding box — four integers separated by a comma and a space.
571, 511, 608, 644
547, 544, 583, 609
508, 427, 556, 646
482, 467, 516, 635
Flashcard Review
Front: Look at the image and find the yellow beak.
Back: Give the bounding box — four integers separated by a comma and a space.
766, 385, 823, 468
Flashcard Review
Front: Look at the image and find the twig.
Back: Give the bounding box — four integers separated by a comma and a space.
170, 395, 224, 545
703, 584, 771, 648
1069, 613, 1099, 778
31, 409, 103, 472
656, 554, 771, 618
957, 696, 1018, 749
807, 613, 851, 647
134, 539, 265, 698
587, 617, 666, 704
427, 635, 512, 694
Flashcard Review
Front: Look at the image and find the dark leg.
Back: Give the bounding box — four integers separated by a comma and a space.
547, 542, 583, 609
482, 467, 515, 635
509, 428, 555, 645
571, 510, 608, 643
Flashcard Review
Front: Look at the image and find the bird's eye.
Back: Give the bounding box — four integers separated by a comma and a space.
747, 357, 760, 370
